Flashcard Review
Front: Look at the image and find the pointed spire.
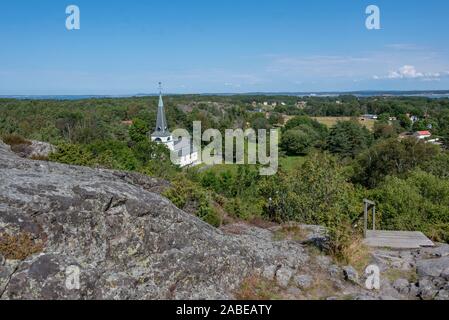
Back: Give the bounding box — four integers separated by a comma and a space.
152, 82, 171, 137
158, 82, 164, 108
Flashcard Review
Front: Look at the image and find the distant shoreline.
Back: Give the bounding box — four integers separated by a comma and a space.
1, 90, 449, 100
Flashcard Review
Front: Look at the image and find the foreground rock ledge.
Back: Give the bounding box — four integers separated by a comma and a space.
2, 141, 448, 300
0, 141, 311, 299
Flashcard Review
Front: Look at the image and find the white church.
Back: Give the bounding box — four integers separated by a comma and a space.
149, 84, 199, 167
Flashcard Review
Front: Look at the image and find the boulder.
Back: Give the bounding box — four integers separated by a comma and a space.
418, 278, 438, 300
276, 267, 294, 288
294, 274, 314, 290
343, 266, 359, 284
29, 141, 56, 158
416, 257, 449, 278
328, 264, 341, 278
441, 267, 449, 281
393, 278, 410, 295
435, 290, 449, 300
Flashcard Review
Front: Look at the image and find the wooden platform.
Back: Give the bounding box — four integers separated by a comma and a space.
364, 230, 435, 249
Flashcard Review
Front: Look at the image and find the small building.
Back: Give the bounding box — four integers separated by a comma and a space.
410, 115, 419, 123
362, 114, 378, 120
150, 84, 199, 167
414, 131, 432, 140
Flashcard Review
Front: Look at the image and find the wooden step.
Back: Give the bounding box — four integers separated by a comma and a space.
364, 230, 435, 249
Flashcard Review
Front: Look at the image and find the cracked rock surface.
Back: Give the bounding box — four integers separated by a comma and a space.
0, 141, 310, 299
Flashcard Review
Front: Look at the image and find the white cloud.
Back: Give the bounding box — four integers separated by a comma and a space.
374, 65, 449, 81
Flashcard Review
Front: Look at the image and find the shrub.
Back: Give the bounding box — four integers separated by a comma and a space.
2, 133, 31, 146
164, 175, 222, 227
371, 170, 449, 242
260, 152, 364, 259
49, 143, 95, 166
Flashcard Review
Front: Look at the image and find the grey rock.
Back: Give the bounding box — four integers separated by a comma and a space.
0, 142, 311, 300
328, 264, 341, 278
435, 290, 449, 301
418, 278, 438, 300
294, 274, 314, 290
0, 254, 5, 267
343, 266, 359, 284
422, 244, 449, 258
29, 141, 56, 158
276, 267, 293, 288
409, 284, 420, 298
261, 265, 277, 280
286, 287, 301, 296
393, 278, 410, 295
315, 255, 332, 269
416, 257, 449, 278
441, 267, 449, 281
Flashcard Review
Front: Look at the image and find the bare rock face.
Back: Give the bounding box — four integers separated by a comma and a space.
29, 141, 56, 159
4, 140, 55, 159
0, 141, 310, 300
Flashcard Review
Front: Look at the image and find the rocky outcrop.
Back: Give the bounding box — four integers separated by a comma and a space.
371, 246, 449, 300
0, 141, 311, 300
5, 140, 55, 159
1, 140, 448, 300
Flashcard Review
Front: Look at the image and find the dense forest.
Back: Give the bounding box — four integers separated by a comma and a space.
1, 95, 449, 263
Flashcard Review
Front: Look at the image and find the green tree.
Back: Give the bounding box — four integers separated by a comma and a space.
280, 126, 319, 155
129, 118, 149, 143
372, 170, 449, 242
353, 138, 440, 188
326, 121, 373, 158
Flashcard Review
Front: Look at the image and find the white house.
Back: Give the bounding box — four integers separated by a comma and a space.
150, 84, 199, 167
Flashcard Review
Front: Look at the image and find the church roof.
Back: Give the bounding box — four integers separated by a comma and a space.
152, 84, 171, 138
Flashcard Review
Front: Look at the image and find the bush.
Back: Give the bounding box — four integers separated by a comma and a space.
164, 175, 222, 227
2, 133, 31, 146
49, 143, 95, 166
371, 170, 449, 242
260, 152, 364, 259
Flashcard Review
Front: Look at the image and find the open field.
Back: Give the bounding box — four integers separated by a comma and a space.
312, 117, 376, 130
282, 116, 376, 130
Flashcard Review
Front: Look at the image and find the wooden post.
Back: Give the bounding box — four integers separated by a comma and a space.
363, 199, 375, 238
364, 202, 368, 238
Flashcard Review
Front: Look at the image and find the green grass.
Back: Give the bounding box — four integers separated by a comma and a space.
312, 117, 376, 131
280, 156, 306, 172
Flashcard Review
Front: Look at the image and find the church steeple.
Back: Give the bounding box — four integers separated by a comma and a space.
152, 82, 171, 138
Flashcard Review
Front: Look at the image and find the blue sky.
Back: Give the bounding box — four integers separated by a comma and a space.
1, 0, 449, 94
